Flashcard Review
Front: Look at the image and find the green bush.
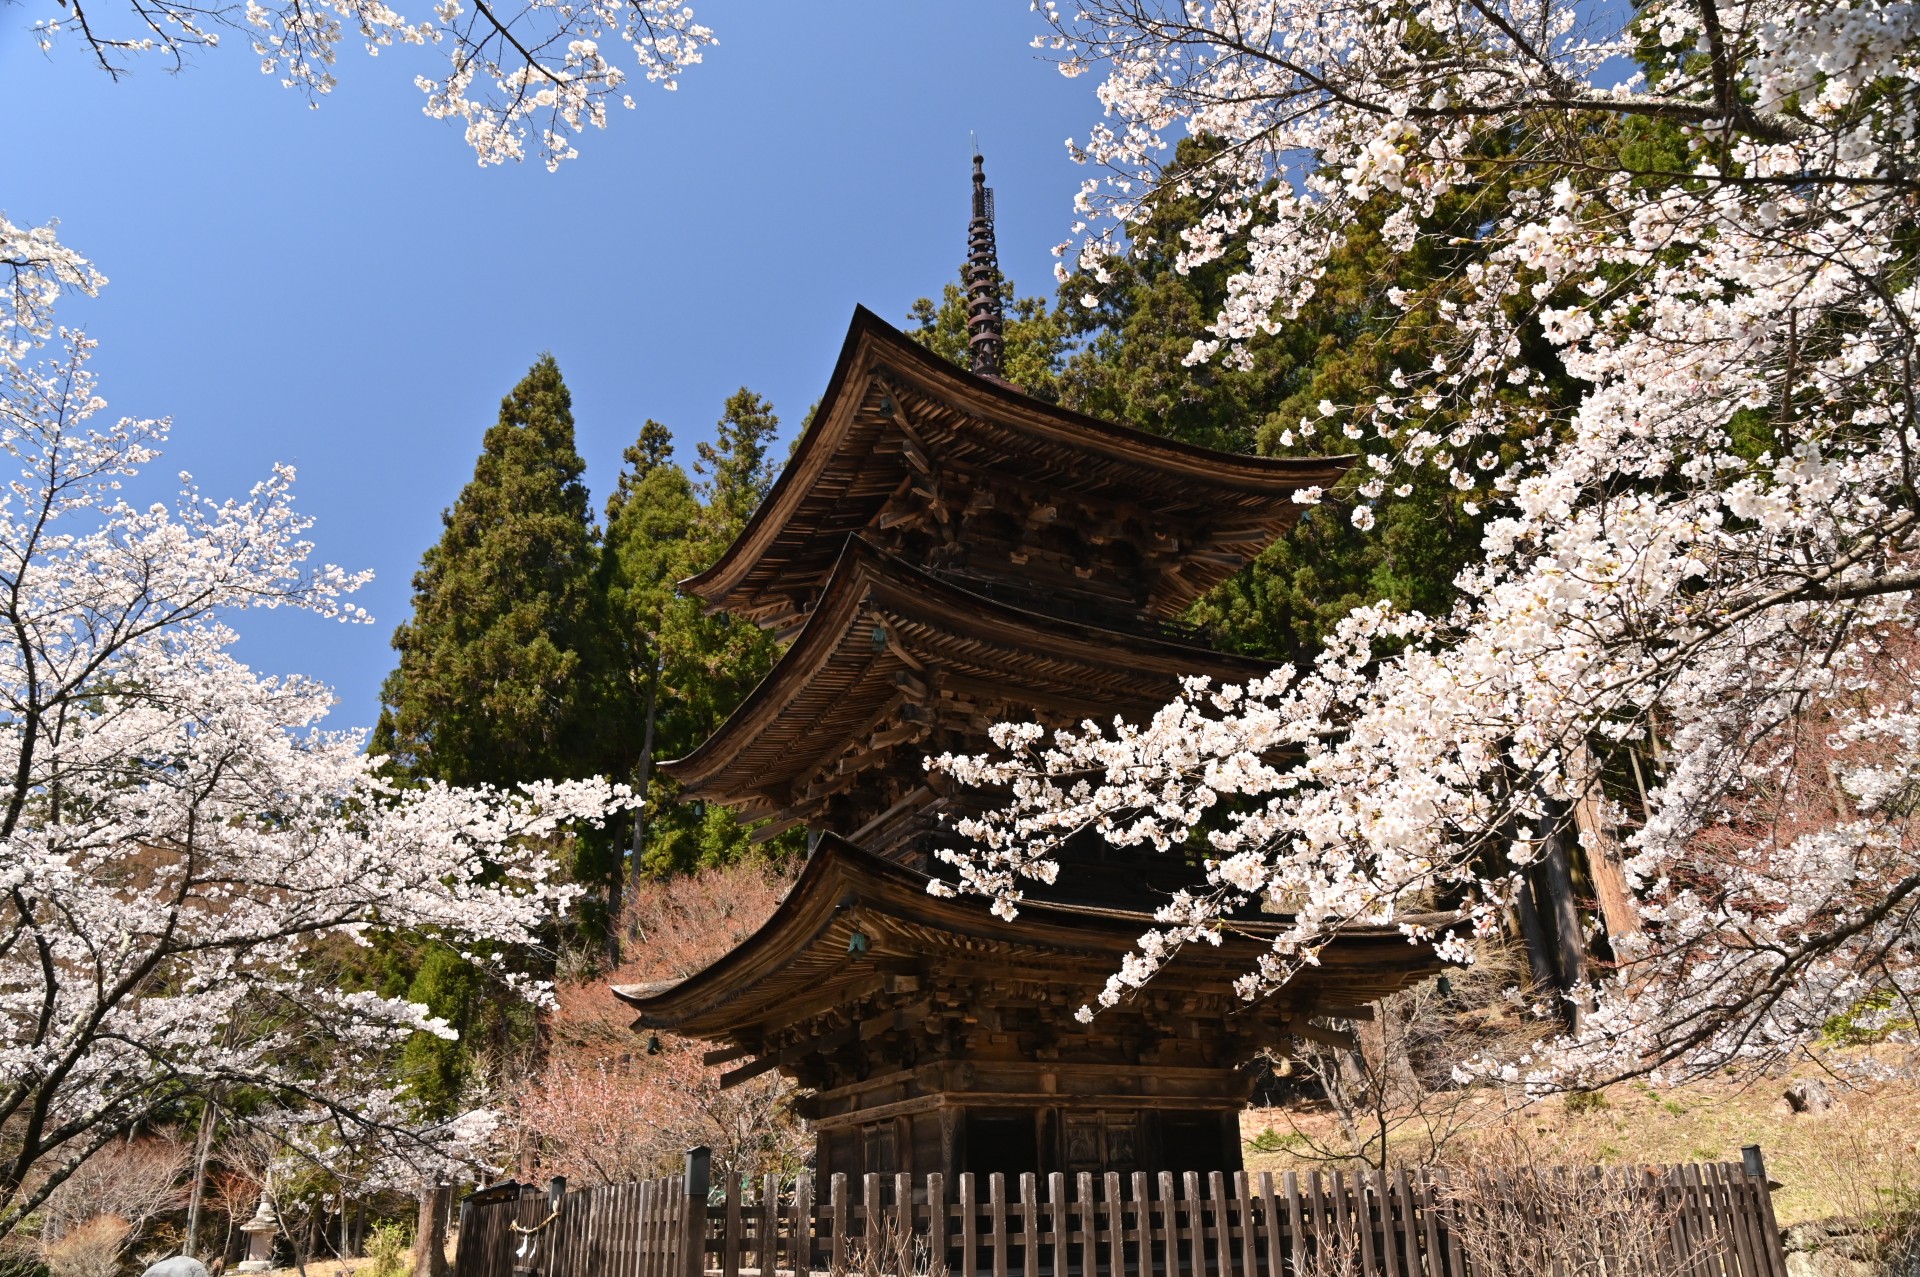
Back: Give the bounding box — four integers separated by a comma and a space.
366, 1221, 411, 1277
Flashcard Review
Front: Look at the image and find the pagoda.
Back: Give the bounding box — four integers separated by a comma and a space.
616, 158, 1442, 1184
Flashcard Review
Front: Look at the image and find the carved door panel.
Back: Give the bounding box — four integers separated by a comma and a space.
1064, 1114, 1102, 1174
1063, 1111, 1141, 1175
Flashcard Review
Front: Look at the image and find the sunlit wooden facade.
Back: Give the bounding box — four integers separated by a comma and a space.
615, 299, 1442, 1185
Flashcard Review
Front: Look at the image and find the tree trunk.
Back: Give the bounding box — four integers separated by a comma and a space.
1568, 742, 1641, 945
412, 1186, 451, 1277
1536, 821, 1589, 1032
1511, 875, 1559, 994
182, 1100, 219, 1259
626, 648, 663, 895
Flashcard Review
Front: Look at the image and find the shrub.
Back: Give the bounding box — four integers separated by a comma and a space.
831, 1214, 946, 1277
1440, 1135, 1701, 1277
367, 1221, 412, 1277
41, 1215, 131, 1277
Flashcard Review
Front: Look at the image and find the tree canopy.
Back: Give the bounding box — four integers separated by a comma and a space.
376, 354, 612, 790
943, 0, 1920, 1085
608, 390, 802, 875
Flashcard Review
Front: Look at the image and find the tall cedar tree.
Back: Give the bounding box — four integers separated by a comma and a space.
601, 392, 803, 877
373, 354, 613, 1113
375, 354, 610, 786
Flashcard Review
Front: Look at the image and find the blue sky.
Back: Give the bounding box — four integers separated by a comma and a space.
0, 2, 1097, 729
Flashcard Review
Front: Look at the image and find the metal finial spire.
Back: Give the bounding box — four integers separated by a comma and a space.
966, 152, 1007, 381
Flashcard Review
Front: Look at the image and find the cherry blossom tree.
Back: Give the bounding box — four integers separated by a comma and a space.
0, 233, 626, 1238
24, 0, 707, 168
939, 0, 1920, 1086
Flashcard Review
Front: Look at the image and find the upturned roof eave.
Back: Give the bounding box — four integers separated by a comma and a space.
679, 306, 1354, 612
657, 536, 1279, 797
609, 834, 1444, 1037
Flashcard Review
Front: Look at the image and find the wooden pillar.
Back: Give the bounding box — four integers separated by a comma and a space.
683, 1147, 711, 1277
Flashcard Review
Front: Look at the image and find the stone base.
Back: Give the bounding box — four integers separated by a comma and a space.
1782, 1216, 1920, 1277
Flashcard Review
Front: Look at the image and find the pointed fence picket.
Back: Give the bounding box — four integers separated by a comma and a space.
453, 1150, 1789, 1277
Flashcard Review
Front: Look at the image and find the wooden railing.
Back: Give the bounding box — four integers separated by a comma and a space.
453, 1149, 1789, 1277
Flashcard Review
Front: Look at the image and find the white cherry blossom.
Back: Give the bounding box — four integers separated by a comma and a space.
30, 0, 709, 168
936, 0, 1920, 1084
0, 231, 626, 1230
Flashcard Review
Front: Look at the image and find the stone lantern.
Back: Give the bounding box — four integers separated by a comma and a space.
234, 1194, 280, 1274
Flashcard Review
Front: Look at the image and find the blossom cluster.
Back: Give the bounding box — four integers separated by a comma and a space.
0, 229, 627, 1229
936, 0, 1920, 1081
31, 0, 709, 168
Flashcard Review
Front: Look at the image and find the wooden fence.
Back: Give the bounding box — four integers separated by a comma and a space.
453, 1148, 1788, 1277
454, 1167, 696, 1277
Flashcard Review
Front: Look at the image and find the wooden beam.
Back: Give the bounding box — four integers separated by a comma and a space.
748, 813, 808, 845
875, 622, 926, 671
719, 1054, 782, 1089
847, 785, 936, 845
1310, 1003, 1376, 1022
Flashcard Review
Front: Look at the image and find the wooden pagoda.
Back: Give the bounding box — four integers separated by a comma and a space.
615, 158, 1443, 1186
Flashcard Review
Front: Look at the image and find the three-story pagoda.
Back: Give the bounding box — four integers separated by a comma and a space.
616, 158, 1441, 1185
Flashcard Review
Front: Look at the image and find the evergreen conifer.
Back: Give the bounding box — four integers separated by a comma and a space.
375, 354, 611, 786
372, 355, 613, 1118
906, 274, 1067, 398
601, 392, 802, 878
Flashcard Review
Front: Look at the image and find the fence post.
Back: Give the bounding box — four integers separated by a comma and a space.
453, 1194, 472, 1277
534, 1179, 564, 1277
1741, 1145, 1788, 1277
684, 1148, 712, 1277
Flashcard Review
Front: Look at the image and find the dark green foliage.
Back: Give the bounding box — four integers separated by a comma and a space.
375, 355, 612, 786
906, 273, 1068, 399
364, 366, 827, 1115
1051, 144, 1304, 455
695, 390, 781, 531
600, 418, 700, 783
396, 943, 482, 1116
600, 392, 803, 877
1050, 139, 1545, 661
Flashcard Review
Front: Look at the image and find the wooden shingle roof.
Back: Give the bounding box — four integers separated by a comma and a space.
682, 307, 1350, 620
661, 537, 1275, 810
612, 835, 1447, 1042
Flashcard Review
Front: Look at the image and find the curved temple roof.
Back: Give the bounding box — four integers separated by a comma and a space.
660, 536, 1276, 809
612, 834, 1447, 1042
682, 307, 1351, 620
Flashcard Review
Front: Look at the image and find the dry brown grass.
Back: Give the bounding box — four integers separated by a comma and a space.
831, 1213, 950, 1277
39, 1215, 132, 1277
1241, 1052, 1920, 1227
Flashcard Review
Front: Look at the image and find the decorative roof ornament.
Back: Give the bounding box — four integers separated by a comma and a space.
966, 152, 1007, 381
